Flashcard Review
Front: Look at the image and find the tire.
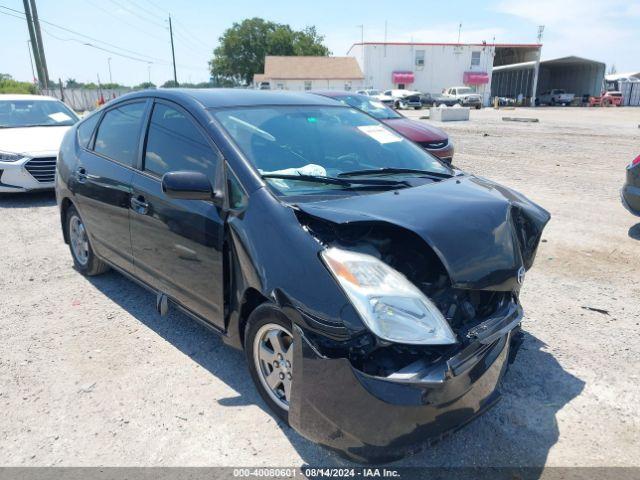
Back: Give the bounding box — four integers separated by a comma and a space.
65, 205, 109, 276
475, 104, 482, 110
245, 305, 294, 423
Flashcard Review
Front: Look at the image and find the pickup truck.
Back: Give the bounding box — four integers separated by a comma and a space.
443, 87, 483, 109
538, 89, 575, 106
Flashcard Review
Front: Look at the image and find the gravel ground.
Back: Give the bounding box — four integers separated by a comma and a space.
0, 107, 639, 467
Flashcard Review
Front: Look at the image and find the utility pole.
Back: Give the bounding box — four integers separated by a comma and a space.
26, 40, 36, 83
29, 0, 49, 88
107, 57, 112, 84
457, 23, 462, 44
357, 25, 364, 83
23, 0, 45, 89
148, 64, 152, 85
531, 25, 545, 107
168, 15, 178, 85
384, 20, 387, 57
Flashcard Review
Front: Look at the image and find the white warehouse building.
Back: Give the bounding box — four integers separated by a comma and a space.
348, 42, 542, 106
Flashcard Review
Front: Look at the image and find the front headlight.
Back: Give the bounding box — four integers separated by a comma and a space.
0, 151, 24, 162
321, 247, 457, 345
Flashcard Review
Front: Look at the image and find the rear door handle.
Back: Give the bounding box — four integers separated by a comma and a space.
75, 167, 87, 183
130, 195, 149, 215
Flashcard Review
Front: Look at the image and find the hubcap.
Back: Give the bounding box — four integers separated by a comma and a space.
253, 324, 293, 411
69, 215, 89, 266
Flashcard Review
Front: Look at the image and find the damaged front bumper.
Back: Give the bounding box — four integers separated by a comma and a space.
288, 303, 523, 463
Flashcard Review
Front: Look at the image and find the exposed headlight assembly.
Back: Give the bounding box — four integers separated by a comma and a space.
0, 151, 24, 162
321, 247, 457, 345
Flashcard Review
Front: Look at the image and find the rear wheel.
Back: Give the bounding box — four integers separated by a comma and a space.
245, 305, 294, 423
66, 205, 109, 276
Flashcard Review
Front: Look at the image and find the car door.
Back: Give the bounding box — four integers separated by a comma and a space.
72, 99, 149, 272
129, 100, 225, 327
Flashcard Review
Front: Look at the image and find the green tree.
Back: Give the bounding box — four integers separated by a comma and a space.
162, 80, 179, 88
65, 78, 81, 88
0, 74, 36, 94
209, 18, 330, 85
134, 82, 156, 90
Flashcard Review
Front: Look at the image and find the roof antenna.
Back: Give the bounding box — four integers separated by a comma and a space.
457, 23, 462, 44
537, 25, 545, 43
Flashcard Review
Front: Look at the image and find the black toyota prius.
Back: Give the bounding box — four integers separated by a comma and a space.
55, 89, 550, 462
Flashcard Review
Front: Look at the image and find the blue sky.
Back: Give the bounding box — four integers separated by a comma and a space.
2, 0, 639, 86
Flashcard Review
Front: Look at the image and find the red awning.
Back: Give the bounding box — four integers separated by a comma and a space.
463, 71, 489, 85
392, 71, 415, 84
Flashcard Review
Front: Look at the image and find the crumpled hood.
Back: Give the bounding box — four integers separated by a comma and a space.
296, 175, 550, 290
0, 126, 70, 155
381, 118, 448, 143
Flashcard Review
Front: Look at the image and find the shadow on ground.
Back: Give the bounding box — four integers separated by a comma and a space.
628, 223, 640, 241
0, 190, 56, 208
87, 269, 585, 471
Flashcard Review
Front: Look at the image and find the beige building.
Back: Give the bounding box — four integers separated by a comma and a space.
253, 56, 365, 91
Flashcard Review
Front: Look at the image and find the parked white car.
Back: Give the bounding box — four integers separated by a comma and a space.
355, 89, 395, 106
537, 89, 575, 106
0, 95, 79, 193
443, 87, 483, 109
382, 89, 423, 109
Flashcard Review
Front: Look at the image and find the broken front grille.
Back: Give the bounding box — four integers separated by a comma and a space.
25, 157, 56, 183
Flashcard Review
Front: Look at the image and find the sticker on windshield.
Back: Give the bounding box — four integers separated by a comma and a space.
48, 112, 72, 122
357, 125, 402, 144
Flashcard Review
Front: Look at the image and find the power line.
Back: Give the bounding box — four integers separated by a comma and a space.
128, 0, 166, 23
1, 4, 164, 62
1, 5, 206, 71
41, 26, 164, 64
172, 17, 211, 51
85, 0, 167, 43
106, 0, 166, 30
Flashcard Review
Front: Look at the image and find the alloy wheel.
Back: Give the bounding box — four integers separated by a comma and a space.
253, 323, 294, 411
69, 215, 89, 266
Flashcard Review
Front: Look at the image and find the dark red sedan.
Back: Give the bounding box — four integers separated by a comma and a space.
310, 91, 454, 163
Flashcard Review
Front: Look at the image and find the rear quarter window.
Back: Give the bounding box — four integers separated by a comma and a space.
94, 102, 146, 167
76, 113, 101, 149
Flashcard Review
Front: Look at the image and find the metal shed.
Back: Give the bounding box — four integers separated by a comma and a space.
491, 56, 606, 104
537, 56, 605, 98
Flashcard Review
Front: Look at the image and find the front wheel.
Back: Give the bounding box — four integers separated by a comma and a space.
245, 305, 294, 423
475, 104, 482, 110
66, 205, 109, 276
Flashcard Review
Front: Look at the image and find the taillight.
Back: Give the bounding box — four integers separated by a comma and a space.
632, 155, 640, 167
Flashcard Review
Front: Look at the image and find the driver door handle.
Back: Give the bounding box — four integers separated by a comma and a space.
130, 195, 149, 215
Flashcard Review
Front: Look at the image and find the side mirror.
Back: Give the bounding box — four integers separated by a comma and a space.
162, 171, 215, 201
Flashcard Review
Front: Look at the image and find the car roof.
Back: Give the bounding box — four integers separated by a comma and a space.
308, 90, 357, 99
114, 88, 341, 108
0, 94, 61, 101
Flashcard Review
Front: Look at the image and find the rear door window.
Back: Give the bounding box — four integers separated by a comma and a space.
143, 102, 219, 179
94, 102, 146, 167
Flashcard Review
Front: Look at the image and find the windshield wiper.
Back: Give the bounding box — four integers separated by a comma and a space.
261, 173, 407, 187
338, 167, 452, 179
